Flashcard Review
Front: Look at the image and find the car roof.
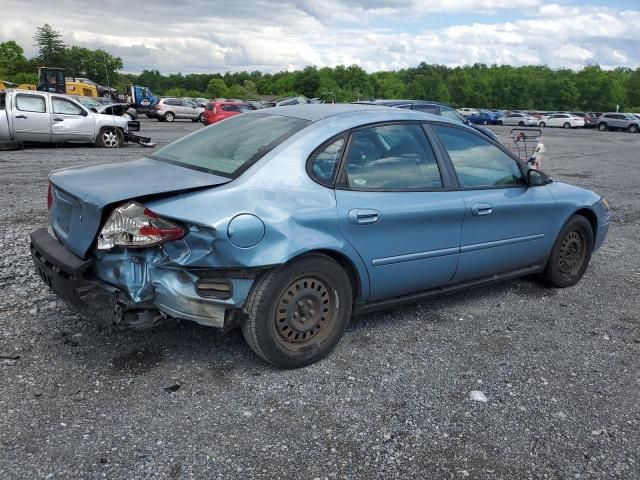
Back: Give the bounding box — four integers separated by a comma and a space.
258, 103, 401, 122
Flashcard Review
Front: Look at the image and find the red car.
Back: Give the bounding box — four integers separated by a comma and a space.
202, 101, 250, 125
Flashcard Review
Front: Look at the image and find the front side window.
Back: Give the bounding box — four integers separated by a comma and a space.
16, 94, 46, 113
439, 106, 465, 123
309, 136, 345, 186
343, 123, 442, 190
52, 98, 83, 115
151, 113, 310, 177
434, 125, 524, 188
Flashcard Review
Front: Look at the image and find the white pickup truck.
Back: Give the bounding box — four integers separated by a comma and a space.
0, 89, 152, 148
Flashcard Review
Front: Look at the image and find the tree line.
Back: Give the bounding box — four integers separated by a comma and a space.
1, 24, 639, 111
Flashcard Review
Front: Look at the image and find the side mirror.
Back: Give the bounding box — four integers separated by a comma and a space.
527, 169, 547, 186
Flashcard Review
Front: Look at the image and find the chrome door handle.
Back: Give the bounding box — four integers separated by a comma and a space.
471, 203, 493, 216
348, 208, 381, 225
15, 115, 27, 119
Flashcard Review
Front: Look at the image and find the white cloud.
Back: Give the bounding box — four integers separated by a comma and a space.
0, 1, 638, 73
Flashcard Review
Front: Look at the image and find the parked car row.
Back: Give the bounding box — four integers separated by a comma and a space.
457, 107, 638, 133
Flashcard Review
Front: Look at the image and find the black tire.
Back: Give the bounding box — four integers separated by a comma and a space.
241, 254, 353, 368
518, 121, 525, 126
96, 127, 124, 148
539, 121, 546, 128
497, 120, 503, 126
598, 123, 607, 131
192, 114, 202, 123
164, 112, 175, 122
629, 124, 638, 133
563, 122, 571, 129
482, 120, 488, 125
541, 215, 594, 288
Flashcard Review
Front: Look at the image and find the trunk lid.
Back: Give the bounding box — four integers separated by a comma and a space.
49, 157, 231, 258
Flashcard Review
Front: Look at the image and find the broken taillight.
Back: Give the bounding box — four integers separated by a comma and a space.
96, 202, 184, 250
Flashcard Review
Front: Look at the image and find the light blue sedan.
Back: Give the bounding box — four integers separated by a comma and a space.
30, 104, 610, 368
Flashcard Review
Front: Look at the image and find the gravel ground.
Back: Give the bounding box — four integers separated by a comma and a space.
1, 119, 639, 479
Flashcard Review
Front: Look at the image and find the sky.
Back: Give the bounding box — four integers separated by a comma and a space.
1, 0, 639, 74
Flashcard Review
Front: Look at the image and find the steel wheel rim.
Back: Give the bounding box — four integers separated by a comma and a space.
272, 274, 336, 351
166, 113, 174, 121
103, 130, 118, 147
558, 229, 586, 276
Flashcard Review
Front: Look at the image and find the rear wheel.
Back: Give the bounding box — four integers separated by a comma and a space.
482, 120, 488, 125
539, 121, 546, 128
629, 124, 638, 133
497, 120, 503, 125
96, 127, 124, 148
598, 123, 608, 131
164, 112, 175, 122
242, 254, 352, 368
518, 121, 525, 126
541, 215, 594, 288
563, 122, 571, 129
192, 114, 202, 123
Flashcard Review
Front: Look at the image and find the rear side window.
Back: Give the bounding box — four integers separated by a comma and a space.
413, 104, 438, 114
308, 136, 345, 186
222, 105, 244, 112
343, 123, 442, 190
434, 125, 524, 188
151, 113, 310, 178
16, 94, 46, 113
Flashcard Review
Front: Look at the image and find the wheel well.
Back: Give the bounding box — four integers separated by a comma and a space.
574, 208, 597, 238
291, 249, 361, 301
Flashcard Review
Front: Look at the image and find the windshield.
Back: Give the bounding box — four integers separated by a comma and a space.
150, 113, 310, 178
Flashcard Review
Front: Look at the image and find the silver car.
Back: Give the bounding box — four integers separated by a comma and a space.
0, 89, 142, 148
597, 113, 640, 133
150, 98, 204, 122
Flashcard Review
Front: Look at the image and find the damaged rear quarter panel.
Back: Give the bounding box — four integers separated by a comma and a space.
142, 118, 374, 301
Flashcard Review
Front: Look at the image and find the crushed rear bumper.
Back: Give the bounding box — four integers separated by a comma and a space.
30, 227, 129, 326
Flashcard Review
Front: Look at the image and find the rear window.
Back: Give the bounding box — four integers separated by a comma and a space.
150, 113, 310, 178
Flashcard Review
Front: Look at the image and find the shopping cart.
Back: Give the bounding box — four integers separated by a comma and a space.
508, 128, 545, 170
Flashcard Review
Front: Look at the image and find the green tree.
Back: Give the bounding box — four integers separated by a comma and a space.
33, 23, 65, 65
0, 41, 27, 77
294, 66, 320, 98
206, 78, 228, 98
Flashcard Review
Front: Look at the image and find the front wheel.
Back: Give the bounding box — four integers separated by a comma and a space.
497, 120, 503, 125
598, 123, 607, 131
518, 121, 525, 126
242, 254, 353, 368
164, 112, 175, 122
96, 127, 124, 148
629, 124, 638, 133
563, 122, 571, 129
539, 121, 546, 128
541, 215, 594, 288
